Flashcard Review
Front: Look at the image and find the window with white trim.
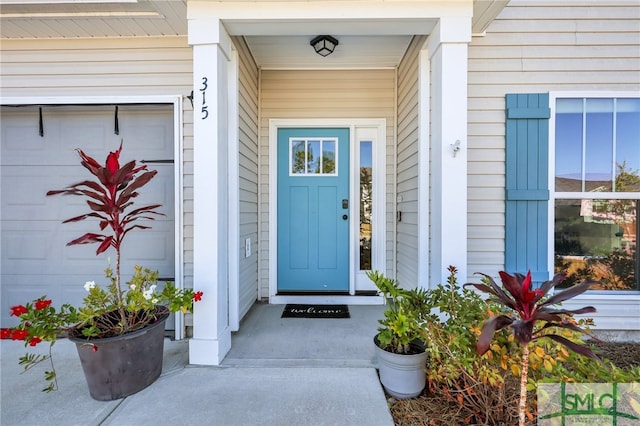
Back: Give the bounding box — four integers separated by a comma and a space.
553, 96, 640, 290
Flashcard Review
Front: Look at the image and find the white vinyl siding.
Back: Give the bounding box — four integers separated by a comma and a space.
259, 69, 396, 297
395, 36, 426, 288
234, 37, 260, 316
0, 36, 195, 289
468, 0, 640, 330
0, 37, 192, 97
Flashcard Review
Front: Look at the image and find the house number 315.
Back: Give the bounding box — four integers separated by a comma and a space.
200, 76, 208, 120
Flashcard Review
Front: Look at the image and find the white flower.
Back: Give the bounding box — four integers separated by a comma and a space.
84, 281, 96, 292
129, 284, 136, 290
151, 298, 159, 304
143, 290, 153, 300
149, 284, 157, 293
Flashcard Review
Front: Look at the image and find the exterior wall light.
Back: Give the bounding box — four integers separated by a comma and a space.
310, 35, 339, 57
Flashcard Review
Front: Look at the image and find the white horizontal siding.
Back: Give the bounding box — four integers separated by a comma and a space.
467, 0, 640, 296
234, 37, 260, 316
395, 36, 424, 288
0, 37, 193, 97
259, 69, 396, 297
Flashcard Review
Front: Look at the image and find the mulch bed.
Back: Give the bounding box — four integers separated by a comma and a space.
387, 341, 640, 425
587, 340, 640, 370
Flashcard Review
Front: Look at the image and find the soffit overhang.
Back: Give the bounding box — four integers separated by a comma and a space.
0, 0, 508, 68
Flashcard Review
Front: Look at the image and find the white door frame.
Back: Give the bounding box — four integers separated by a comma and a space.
0, 95, 185, 336
268, 118, 386, 305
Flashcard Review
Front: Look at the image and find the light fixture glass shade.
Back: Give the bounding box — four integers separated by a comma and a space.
310, 35, 339, 57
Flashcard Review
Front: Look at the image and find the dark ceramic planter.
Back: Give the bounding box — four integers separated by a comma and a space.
68, 309, 169, 401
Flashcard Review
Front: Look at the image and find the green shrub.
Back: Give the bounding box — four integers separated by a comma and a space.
418, 266, 639, 424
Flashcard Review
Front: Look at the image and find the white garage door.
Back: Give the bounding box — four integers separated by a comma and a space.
1, 104, 175, 327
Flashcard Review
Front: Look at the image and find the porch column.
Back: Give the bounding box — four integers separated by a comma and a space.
188, 18, 232, 365
427, 16, 471, 285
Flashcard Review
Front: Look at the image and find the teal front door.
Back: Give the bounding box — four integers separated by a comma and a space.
277, 128, 350, 292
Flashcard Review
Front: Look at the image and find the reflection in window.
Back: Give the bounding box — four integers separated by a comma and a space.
291, 141, 306, 174
555, 199, 637, 290
360, 141, 372, 270
322, 141, 336, 173
554, 97, 640, 290
290, 138, 337, 175
556, 98, 640, 192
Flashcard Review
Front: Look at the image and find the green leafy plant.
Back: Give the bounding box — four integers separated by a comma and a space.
465, 271, 600, 426
2, 143, 202, 392
367, 270, 434, 354
384, 266, 636, 424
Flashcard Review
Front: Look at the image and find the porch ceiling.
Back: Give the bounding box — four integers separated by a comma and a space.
0, 0, 508, 69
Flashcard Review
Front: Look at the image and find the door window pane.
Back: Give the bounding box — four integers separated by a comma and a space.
359, 141, 372, 270
291, 140, 306, 174
307, 140, 320, 174
289, 138, 338, 176
322, 141, 336, 174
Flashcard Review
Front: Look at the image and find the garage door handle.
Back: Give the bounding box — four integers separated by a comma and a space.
141, 159, 174, 164
158, 277, 175, 282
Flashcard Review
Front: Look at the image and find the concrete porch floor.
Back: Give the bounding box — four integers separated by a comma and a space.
223, 302, 385, 367
1, 303, 393, 426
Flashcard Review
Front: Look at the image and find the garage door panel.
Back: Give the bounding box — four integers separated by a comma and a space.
3, 224, 110, 274
1, 105, 175, 327
3, 123, 47, 155
3, 229, 51, 261
2, 109, 122, 166
136, 164, 175, 216
2, 166, 89, 221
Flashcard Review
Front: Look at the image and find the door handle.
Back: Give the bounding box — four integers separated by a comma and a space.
342, 199, 348, 209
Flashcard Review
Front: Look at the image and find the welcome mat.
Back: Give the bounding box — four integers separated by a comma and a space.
281, 304, 350, 319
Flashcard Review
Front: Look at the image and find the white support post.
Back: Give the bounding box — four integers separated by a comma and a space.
188, 18, 232, 365
427, 16, 471, 285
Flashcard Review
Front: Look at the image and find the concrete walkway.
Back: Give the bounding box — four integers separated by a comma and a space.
1, 303, 394, 426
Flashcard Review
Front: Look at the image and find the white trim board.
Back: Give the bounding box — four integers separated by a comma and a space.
268, 118, 387, 304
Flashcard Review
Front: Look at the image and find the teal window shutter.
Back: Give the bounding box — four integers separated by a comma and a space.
505, 93, 551, 284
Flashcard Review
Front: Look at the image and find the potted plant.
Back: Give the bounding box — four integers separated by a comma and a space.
367, 270, 434, 399
2, 142, 202, 400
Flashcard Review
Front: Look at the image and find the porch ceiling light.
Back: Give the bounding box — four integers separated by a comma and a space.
310, 35, 339, 57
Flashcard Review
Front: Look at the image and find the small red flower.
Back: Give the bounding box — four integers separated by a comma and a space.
193, 291, 203, 302
28, 336, 42, 347
11, 329, 29, 341
10, 305, 28, 317
92, 344, 99, 352
1, 328, 11, 339
34, 299, 52, 310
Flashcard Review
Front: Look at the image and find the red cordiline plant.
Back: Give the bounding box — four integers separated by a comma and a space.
47, 141, 162, 317
465, 271, 600, 426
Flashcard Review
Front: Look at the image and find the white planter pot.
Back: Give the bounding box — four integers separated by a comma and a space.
374, 336, 428, 399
